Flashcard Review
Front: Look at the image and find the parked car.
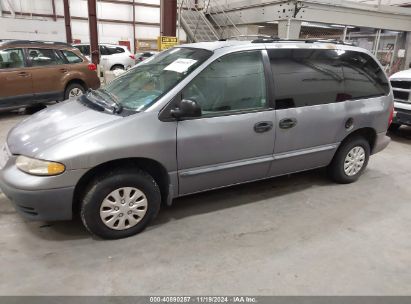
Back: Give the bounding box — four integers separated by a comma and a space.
0, 40, 100, 111
389, 68, 411, 130
74, 43, 136, 71
0, 40, 392, 239
136, 51, 158, 63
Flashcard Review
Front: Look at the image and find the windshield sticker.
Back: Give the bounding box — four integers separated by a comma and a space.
164, 58, 198, 73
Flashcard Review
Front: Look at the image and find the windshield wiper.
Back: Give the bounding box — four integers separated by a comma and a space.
88, 89, 123, 114
98, 88, 124, 114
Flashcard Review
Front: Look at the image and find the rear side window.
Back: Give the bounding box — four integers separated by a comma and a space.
182, 50, 267, 115
62, 50, 83, 64
105, 46, 126, 55
75, 45, 90, 56
0, 48, 25, 69
268, 49, 389, 109
100, 45, 110, 56
341, 51, 390, 99
269, 49, 345, 109
28, 48, 64, 66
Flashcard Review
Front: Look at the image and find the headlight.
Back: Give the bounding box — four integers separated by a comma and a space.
16, 156, 65, 176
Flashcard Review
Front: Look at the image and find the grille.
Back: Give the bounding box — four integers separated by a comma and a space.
393, 90, 410, 101
391, 81, 411, 90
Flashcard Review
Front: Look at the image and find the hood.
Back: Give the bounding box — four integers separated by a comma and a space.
390, 69, 411, 80
7, 100, 122, 157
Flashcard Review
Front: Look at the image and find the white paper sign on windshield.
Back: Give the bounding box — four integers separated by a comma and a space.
164, 58, 198, 73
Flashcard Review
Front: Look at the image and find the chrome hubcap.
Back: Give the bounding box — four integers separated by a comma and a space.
99, 187, 148, 230
344, 146, 365, 176
68, 88, 83, 99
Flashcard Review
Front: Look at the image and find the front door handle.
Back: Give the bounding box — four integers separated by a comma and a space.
17, 72, 30, 77
59, 68, 68, 73
279, 118, 297, 129
254, 121, 273, 133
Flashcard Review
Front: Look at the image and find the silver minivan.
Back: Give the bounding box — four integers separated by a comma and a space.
0, 40, 393, 239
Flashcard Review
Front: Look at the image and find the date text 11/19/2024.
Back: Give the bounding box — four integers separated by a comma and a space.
149, 296, 257, 303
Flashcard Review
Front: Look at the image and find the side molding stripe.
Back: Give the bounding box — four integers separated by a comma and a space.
179, 143, 339, 177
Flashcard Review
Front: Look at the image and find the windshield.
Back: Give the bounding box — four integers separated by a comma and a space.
100, 47, 212, 112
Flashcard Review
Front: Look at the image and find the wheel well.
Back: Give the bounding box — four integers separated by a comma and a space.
341, 127, 377, 153
110, 64, 124, 70
72, 158, 170, 215
65, 79, 87, 91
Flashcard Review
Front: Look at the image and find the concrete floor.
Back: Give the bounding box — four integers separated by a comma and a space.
0, 111, 411, 296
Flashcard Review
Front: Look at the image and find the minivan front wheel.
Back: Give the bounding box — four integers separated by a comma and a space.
80, 169, 161, 239
328, 137, 370, 184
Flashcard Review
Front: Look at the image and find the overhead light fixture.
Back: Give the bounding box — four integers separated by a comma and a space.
301, 22, 356, 29
301, 22, 332, 28
330, 24, 356, 29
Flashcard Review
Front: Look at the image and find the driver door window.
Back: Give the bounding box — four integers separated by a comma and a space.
182, 51, 267, 116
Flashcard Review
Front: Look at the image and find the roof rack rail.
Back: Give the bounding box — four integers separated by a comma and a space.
219, 35, 272, 42
251, 37, 350, 45
0, 40, 73, 47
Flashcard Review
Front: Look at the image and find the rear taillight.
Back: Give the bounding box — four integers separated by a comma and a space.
88, 63, 97, 71
129, 54, 135, 60
388, 104, 394, 125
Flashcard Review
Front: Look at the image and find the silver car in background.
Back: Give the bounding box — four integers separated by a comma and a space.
0, 40, 393, 239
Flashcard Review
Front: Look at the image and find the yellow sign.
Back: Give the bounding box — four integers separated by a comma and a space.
157, 36, 178, 51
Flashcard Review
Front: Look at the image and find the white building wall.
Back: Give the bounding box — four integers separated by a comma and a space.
0, 18, 66, 41
0, 0, 185, 50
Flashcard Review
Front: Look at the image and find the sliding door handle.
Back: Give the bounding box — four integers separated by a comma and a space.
279, 118, 297, 129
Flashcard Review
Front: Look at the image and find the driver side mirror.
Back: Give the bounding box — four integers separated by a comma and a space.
171, 99, 202, 119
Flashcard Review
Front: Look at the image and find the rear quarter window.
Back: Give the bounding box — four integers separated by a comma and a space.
341, 51, 390, 99
62, 50, 83, 64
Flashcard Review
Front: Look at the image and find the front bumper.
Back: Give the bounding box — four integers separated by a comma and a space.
0, 152, 86, 221
393, 107, 411, 126
0, 180, 74, 221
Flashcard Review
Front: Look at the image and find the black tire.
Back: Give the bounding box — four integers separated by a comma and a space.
64, 83, 85, 100
388, 123, 401, 132
110, 64, 125, 71
80, 169, 161, 239
328, 136, 370, 184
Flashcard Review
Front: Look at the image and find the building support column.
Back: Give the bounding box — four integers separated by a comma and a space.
88, 0, 99, 65
63, 0, 72, 43
278, 19, 302, 39
51, 0, 57, 21
160, 0, 177, 36
132, 0, 136, 53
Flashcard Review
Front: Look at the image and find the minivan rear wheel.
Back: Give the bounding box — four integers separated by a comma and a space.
64, 83, 85, 100
328, 136, 370, 184
80, 169, 161, 239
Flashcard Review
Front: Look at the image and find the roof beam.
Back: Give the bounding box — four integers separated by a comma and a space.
213, 0, 411, 31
